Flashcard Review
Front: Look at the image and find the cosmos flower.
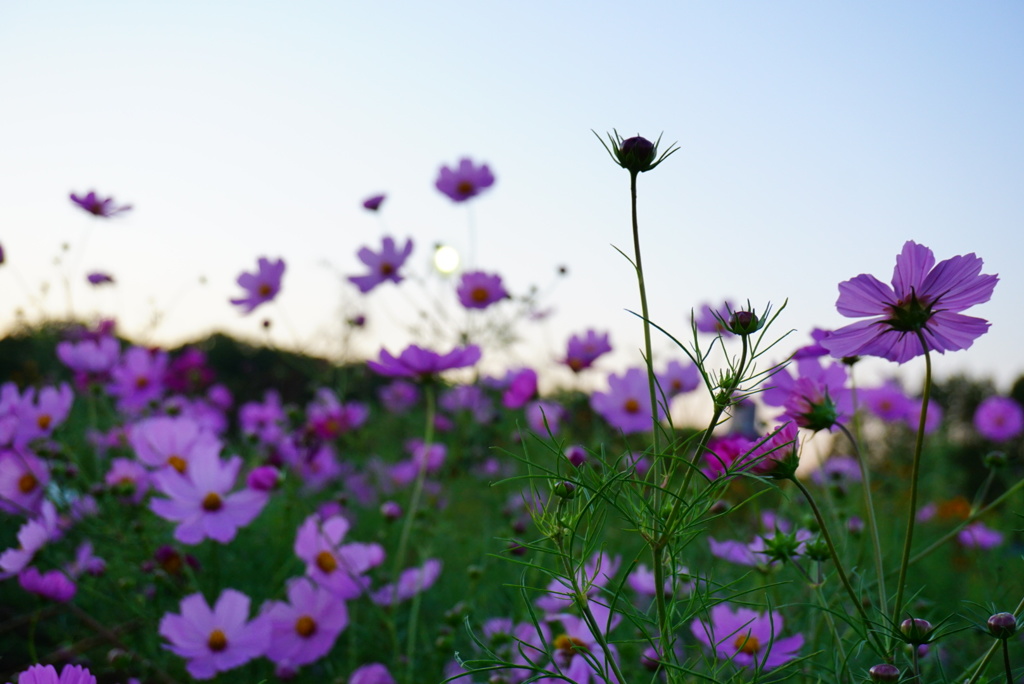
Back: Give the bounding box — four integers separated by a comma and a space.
159, 589, 270, 680
590, 368, 665, 435
435, 158, 495, 202
690, 604, 804, 670
86, 272, 114, 285
973, 396, 1024, 442
348, 236, 413, 294
956, 521, 1004, 550
694, 300, 737, 335
367, 344, 481, 380
348, 663, 397, 684
294, 513, 384, 599
8, 664, 97, 684
762, 358, 852, 432
563, 330, 612, 372
0, 447, 51, 515
107, 346, 169, 412
261, 576, 349, 668
657, 359, 700, 396
370, 558, 443, 606
502, 368, 538, 409
69, 190, 132, 217
18, 567, 76, 602
860, 381, 914, 422
822, 241, 998, 363
456, 270, 509, 309
230, 257, 285, 314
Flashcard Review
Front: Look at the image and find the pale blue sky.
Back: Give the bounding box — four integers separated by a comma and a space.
2, 1, 1022, 389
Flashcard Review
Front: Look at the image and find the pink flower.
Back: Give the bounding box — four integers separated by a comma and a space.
70, 190, 131, 217
370, 558, 442, 606
367, 344, 481, 379
822, 241, 998, 363
860, 381, 914, 422
543, 603, 621, 684
701, 434, 755, 480
305, 390, 369, 439
0, 447, 50, 515
502, 368, 538, 409
348, 236, 413, 294
107, 346, 168, 412
0, 501, 60, 577
19, 567, 76, 602
526, 401, 565, 436
378, 381, 420, 414
9, 664, 96, 684
261, 576, 349, 668
694, 300, 737, 335
130, 415, 222, 474
56, 336, 120, 382
435, 157, 495, 202
149, 454, 267, 545
762, 359, 851, 432
456, 270, 509, 309
230, 257, 285, 313
563, 330, 611, 373
590, 368, 664, 434
957, 521, 1004, 550
974, 396, 1024, 442
349, 663, 396, 684
691, 604, 804, 670
158, 589, 270, 680
658, 359, 700, 396
294, 513, 384, 599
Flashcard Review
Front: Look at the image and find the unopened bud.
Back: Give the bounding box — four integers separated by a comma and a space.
899, 617, 933, 645
868, 663, 900, 682
987, 612, 1017, 639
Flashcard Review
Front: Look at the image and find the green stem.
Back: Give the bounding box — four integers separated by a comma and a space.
889, 340, 932, 657
1002, 638, 1013, 684
793, 478, 885, 654
628, 170, 661, 461
963, 594, 1024, 684
837, 422, 887, 620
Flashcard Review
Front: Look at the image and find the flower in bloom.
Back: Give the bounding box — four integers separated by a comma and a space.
149, 454, 268, 545
590, 368, 665, 434
261, 576, 349, 669
694, 301, 737, 335
536, 552, 621, 616
9, 664, 97, 684
860, 381, 914, 422
792, 328, 830, 359
56, 336, 120, 385
658, 359, 700, 396
435, 157, 495, 202
305, 389, 369, 439
0, 447, 50, 515
367, 344, 481, 380
159, 589, 270, 680
230, 257, 285, 313
18, 567, 76, 602
371, 558, 443, 606
957, 521, 1004, 550
107, 346, 168, 412
701, 434, 755, 480
130, 415, 221, 474
541, 602, 621, 684
456, 270, 509, 310
70, 190, 132, 217
563, 330, 612, 372
763, 359, 852, 432
362, 193, 386, 211
294, 513, 384, 599
349, 663, 396, 684
502, 368, 538, 409
974, 396, 1024, 442
690, 604, 804, 670
0, 501, 60, 577
904, 399, 943, 435
348, 236, 413, 294
526, 401, 566, 436
378, 380, 420, 414
822, 241, 998, 363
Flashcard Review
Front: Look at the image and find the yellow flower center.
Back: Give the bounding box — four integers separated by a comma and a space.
456, 180, 474, 195
258, 283, 272, 296
471, 286, 490, 303
201, 492, 223, 512
295, 615, 317, 638
553, 634, 588, 654
207, 628, 228, 652
316, 550, 338, 573
18, 473, 38, 494
167, 455, 187, 473
734, 633, 760, 655
37, 414, 52, 430
624, 398, 641, 414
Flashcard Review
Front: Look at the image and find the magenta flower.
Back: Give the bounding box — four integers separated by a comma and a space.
230, 257, 285, 313
378, 380, 420, 414
762, 358, 852, 432
502, 368, 538, 409
694, 300, 737, 335
0, 501, 59, 577
957, 521, 1004, 549
526, 401, 566, 436
56, 336, 119, 378
691, 604, 804, 670
974, 396, 1024, 442
149, 454, 268, 545
349, 663, 397, 684
18, 567, 76, 602
543, 603, 621, 684
658, 359, 700, 396
86, 271, 114, 285
371, 558, 443, 606
0, 447, 50, 515
590, 368, 665, 434
822, 241, 998, 363
107, 346, 168, 412
348, 236, 413, 294
367, 344, 481, 379
563, 330, 612, 372
159, 589, 270, 680
435, 157, 495, 202
70, 190, 132, 217
860, 381, 914, 422
701, 434, 755, 480
362, 193, 386, 211
457, 270, 509, 309
261, 576, 349, 668
9, 664, 97, 684
294, 513, 384, 599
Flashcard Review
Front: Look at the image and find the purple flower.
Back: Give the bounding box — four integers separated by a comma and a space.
563, 330, 611, 373
159, 589, 270, 680
129, 415, 221, 474
362, 194, 386, 211
502, 368, 538, 409
658, 359, 700, 396
762, 358, 852, 432
904, 399, 943, 434
378, 380, 420, 414
690, 604, 804, 670
230, 257, 285, 313
107, 346, 168, 412
149, 454, 268, 545
367, 344, 481, 380
349, 663, 396, 684
371, 558, 443, 606
0, 447, 50, 515
793, 328, 831, 359
70, 190, 132, 217
526, 401, 566, 436
457, 270, 509, 309
435, 157, 495, 202
701, 434, 755, 480
590, 368, 665, 434
810, 455, 862, 491
822, 241, 998, 363
957, 521, 1004, 550
18, 567, 76, 602
261, 576, 349, 668
694, 300, 736, 335
56, 336, 119, 379
0, 501, 59, 576
348, 236, 413, 294
860, 381, 914, 422
86, 271, 114, 285
9, 664, 96, 684
294, 513, 384, 599
544, 603, 621, 684
974, 396, 1024, 442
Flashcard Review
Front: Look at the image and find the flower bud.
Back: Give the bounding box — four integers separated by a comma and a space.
868, 663, 900, 682
553, 481, 576, 499
986, 612, 1017, 639
727, 310, 761, 336
899, 617, 933, 645
564, 445, 587, 467
804, 538, 831, 563
380, 501, 402, 520
983, 450, 1008, 468
618, 136, 656, 172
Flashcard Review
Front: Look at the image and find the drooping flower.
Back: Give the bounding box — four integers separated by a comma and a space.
158, 589, 270, 680
348, 236, 413, 294
563, 330, 612, 372
590, 368, 665, 434
70, 190, 132, 217
230, 257, 285, 313
974, 396, 1024, 442
367, 344, 481, 380
690, 604, 804, 671
435, 158, 495, 202
261, 576, 349, 669
456, 270, 509, 309
822, 241, 998, 363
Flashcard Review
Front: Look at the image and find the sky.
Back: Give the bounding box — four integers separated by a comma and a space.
2, 1, 1023, 395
